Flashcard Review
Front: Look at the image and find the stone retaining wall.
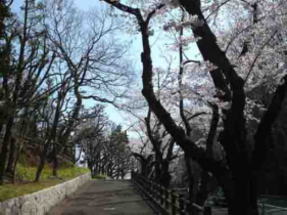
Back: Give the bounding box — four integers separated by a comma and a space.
0, 172, 91, 215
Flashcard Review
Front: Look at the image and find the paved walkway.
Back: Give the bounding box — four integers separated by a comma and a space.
49, 180, 154, 215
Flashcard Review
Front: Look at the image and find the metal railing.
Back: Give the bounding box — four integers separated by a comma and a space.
131, 172, 211, 215
259, 202, 287, 215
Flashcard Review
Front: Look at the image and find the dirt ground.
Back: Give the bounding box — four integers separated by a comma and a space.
48, 180, 154, 215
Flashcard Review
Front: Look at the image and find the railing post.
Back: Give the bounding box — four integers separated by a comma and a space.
179, 194, 185, 215
160, 185, 164, 206
155, 183, 159, 201
186, 200, 191, 215
148, 179, 151, 197
171, 190, 176, 215
165, 189, 170, 211
150, 181, 154, 198
133, 174, 213, 215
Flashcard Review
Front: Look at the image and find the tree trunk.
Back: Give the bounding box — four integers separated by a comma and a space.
159, 161, 171, 188
51, 141, 59, 177
97, 162, 101, 175
87, 160, 93, 176
215, 161, 258, 215
101, 163, 105, 175
0, 117, 14, 184
195, 170, 210, 215
52, 154, 58, 177
11, 144, 22, 184
228, 174, 258, 215
34, 145, 48, 182
184, 154, 195, 213
0, 124, 3, 138
5, 137, 16, 178
35, 157, 45, 182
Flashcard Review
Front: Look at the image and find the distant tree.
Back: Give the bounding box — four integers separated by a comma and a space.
107, 125, 131, 179
75, 105, 109, 177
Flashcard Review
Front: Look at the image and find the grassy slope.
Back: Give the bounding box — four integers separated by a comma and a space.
92, 174, 107, 179
0, 164, 89, 202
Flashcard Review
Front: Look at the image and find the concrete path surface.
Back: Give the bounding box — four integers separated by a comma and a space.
48, 180, 154, 215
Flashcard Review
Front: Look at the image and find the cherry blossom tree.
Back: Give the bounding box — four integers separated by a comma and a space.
100, 0, 287, 214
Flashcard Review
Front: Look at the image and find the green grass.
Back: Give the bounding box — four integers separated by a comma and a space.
92, 174, 107, 179
0, 164, 89, 202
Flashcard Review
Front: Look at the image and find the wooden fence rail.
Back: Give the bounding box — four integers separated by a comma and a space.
131, 172, 211, 215
258, 202, 287, 215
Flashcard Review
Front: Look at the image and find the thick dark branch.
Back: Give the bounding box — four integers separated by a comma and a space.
139, 5, 230, 186
103, 0, 139, 16
104, 0, 233, 201
179, 0, 244, 96
144, 109, 156, 144
82, 95, 116, 105
183, 59, 201, 65
206, 104, 219, 158
146, 4, 165, 24
102, 0, 144, 26
144, 109, 162, 156
179, 0, 248, 172
178, 12, 192, 136
252, 75, 287, 169
187, 112, 207, 121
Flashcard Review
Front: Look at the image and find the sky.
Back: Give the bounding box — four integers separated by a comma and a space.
73, 1, 143, 135
11, 0, 200, 140
72, 0, 142, 135
11, 0, 134, 130
74, 0, 98, 9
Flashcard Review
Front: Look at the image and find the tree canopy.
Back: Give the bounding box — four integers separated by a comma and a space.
1, 1, 287, 214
